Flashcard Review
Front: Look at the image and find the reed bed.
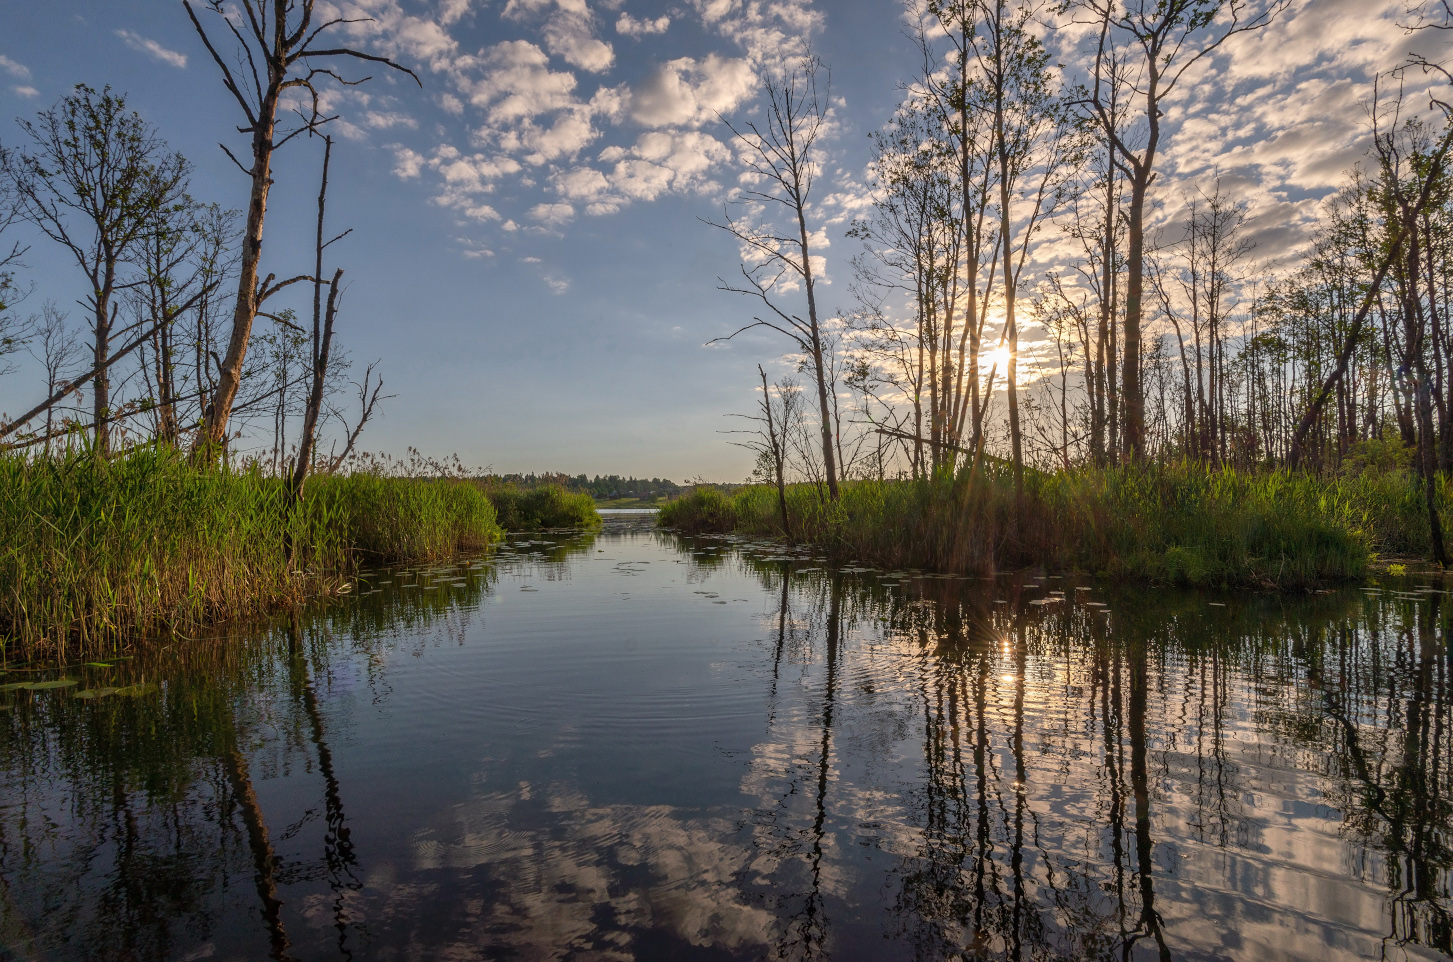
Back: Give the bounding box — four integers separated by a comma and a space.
0, 449, 500, 660
481, 482, 601, 531
657, 462, 1413, 589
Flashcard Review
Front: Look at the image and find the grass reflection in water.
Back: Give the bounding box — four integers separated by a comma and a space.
0, 518, 1448, 961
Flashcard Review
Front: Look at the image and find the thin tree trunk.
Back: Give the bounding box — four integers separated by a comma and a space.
798, 204, 839, 499
760, 364, 791, 539
198, 89, 279, 452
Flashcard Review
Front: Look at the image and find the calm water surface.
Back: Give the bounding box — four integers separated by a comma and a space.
2, 515, 1450, 961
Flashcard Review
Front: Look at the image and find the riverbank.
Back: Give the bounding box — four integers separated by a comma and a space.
657, 463, 1448, 589
1, 449, 502, 661
479, 482, 601, 531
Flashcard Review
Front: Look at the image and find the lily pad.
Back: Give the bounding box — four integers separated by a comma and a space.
113, 683, 157, 697
74, 687, 120, 700
23, 679, 78, 690
85, 662, 113, 668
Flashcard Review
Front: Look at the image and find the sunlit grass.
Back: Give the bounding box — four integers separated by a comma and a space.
0, 447, 502, 661
479, 482, 601, 531
657, 461, 1420, 589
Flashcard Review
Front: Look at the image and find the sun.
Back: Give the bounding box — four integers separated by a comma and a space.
984, 346, 1013, 370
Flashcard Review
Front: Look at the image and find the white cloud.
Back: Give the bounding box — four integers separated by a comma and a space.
531, 201, 577, 225
492, 107, 599, 163
115, 30, 188, 68
365, 111, 419, 130
464, 202, 502, 221
629, 55, 754, 127
552, 165, 614, 202
687, 0, 821, 64
328, 0, 462, 73
503, 0, 615, 72
0, 55, 29, 79
543, 10, 615, 72
392, 145, 425, 177
616, 13, 670, 36
465, 41, 581, 122
438, 0, 474, 26
11, 85, 37, 98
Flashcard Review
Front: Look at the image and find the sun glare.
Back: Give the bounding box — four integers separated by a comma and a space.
985, 346, 1013, 370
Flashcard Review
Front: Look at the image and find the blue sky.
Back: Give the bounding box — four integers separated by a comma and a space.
1, 0, 1447, 479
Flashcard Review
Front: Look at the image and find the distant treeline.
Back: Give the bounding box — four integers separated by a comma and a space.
480, 473, 684, 500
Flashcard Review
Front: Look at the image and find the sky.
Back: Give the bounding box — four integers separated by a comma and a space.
1, 0, 1449, 480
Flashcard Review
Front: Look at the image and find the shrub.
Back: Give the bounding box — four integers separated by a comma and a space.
482, 483, 600, 531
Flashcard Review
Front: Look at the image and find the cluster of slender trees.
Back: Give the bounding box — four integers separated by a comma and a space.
0, 0, 410, 502
719, 0, 1453, 503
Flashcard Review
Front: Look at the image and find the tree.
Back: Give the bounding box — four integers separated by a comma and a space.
25, 303, 80, 453
1070, 0, 1287, 458
3, 85, 190, 456
184, 0, 419, 454
710, 55, 842, 500
291, 135, 347, 508
973, 0, 1083, 497
130, 198, 236, 444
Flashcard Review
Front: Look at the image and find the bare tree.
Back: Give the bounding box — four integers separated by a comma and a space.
0, 150, 30, 379
128, 198, 237, 444
729, 365, 797, 537
975, 0, 1084, 498
184, 0, 419, 454
709, 55, 842, 500
3, 85, 190, 456
325, 362, 390, 472
1070, 0, 1287, 458
26, 303, 80, 452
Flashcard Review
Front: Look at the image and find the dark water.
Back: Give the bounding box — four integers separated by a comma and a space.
2, 515, 1451, 962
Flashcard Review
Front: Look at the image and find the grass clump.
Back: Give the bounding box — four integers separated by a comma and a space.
0, 448, 501, 659
660, 462, 1382, 589
482, 483, 600, 531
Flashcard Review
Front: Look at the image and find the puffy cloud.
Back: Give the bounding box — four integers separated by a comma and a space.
629, 55, 754, 127
503, 0, 615, 72
610, 157, 674, 199
365, 111, 418, 130
464, 40, 581, 122
12, 86, 37, 98
438, 0, 473, 26
463, 202, 502, 221
531, 201, 577, 224
630, 129, 732, 185
323, 0, 462, 72
543, 9, 615, 71
491, 107, 599, 163
617, 12, 671, 36
547, 129, 731, 217
392, 145, 426, 177
115, 30, 187, 68
552, 165, 614, 202
687, 0, 822, 64
0, 55, 29, 79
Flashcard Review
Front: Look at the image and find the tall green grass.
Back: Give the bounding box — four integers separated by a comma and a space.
0, 448, 501, 660
658, 462, 1410, 589
481, 482, 601, 531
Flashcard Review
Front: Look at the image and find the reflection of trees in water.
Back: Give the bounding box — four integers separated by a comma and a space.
3, 537, 1452, 962
1291, 598, 1453, 957
742, 572, 1453, 961
0, 570, 503, 962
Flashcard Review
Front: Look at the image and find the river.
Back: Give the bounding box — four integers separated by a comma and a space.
1, 512, 1449, 961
